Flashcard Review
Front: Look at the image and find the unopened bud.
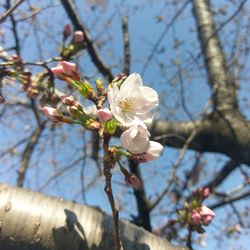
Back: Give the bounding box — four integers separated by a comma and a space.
61, 95, 77, 106
74, 31, 84, 43
63, 24, 72, 39
79, 80, 95, 98
42, 107, 63, 123
51, 65, 64, 78
200, 205, 215, 225
119, 163, 141, 189
125, 174, 141, 189
61, 61, 78, 76
195, 187, 210, 199
191, 210, 201, 225
96, 78, 104, 94
97, 108, 112, 122
51, 62, 80, 82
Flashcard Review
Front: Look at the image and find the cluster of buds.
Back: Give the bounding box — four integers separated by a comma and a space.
9, 70, 39, 99
190, 205, 215, 226
5, 66, 50, 100
61, 24, 86, 58
63, 24, 84, 44
168, 187, 215, 233
62, 95, 100, 131
228, 223, 241, 235
42, 95, 101, 131
51, 61, 97, 102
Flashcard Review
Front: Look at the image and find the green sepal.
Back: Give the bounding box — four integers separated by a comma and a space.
103, 119, 120, 135
73, 80, 94, 98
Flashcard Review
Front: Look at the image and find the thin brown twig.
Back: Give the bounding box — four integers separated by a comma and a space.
103, 134, 122, 250
204, 160, 239, 190
122, 15, 130, 75
209, 190, 250, 210
6, 0, 21, 56
17, 121, 46, 187
0, 0, 25, 24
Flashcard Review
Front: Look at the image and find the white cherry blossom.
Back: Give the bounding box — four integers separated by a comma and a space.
107, 73, 159, 127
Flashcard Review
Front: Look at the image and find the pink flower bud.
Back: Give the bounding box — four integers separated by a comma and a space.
61, 61, 78, 76
202, 188, 210, 198
125, 174, 141, 189
61, 95, 77, 106
191, 210, 201, 225
203, 215, 214, 225
200, 205, 215, 225
96, 108, 112, 122
42, 107, 62, 123
196, 187, 210, 198
74, 31, 84, 43
51, 65, 64, 78
63, 24, 72, 39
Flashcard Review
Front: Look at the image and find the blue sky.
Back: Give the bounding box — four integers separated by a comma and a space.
0, 0, 249, 249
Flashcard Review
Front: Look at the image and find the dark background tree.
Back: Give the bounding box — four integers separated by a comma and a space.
0, 0, 249, 249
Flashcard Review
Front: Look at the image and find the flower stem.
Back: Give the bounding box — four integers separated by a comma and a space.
103, 134, 122, 250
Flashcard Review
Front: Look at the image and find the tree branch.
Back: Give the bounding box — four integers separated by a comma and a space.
205, 159, 240, 190
192, 0, 238, 111
150, 115, 250, 165
17, 122, 45, 187
122, 15, 130, 75
0, 183, 184, 250
0, 0, 25, 24
6, 0, 21, 55
129, 160, 152, 231
60, 0, 114, 82
209, 190, 250, 210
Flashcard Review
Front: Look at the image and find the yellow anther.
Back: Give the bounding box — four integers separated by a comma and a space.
119, 97, 134, 112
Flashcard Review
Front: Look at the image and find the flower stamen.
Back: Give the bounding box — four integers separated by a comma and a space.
119, 97, 134, 112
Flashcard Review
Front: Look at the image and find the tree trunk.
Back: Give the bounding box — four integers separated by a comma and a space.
0, 183, 185, 250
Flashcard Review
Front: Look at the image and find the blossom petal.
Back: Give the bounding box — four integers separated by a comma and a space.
132, 86, 158, 109
119, 73, 143, 96
120, 125, 149, 154
145, 141, 164, 161
97, 108, 112, 122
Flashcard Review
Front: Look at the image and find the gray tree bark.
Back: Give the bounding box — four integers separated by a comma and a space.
148, 0, 250, 165
0, 183, 185, 250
